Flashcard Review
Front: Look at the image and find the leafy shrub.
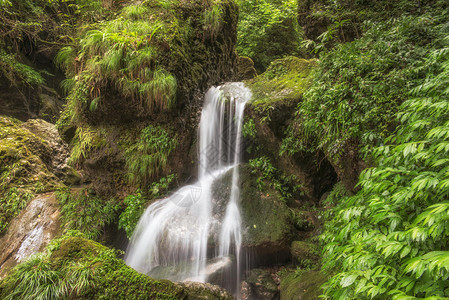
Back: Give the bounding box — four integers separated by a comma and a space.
56, 188, 118, 240
283, 14, 448, 164
242, 117, 256, 138
320, 36, 449, 299
236, 0, 303, 72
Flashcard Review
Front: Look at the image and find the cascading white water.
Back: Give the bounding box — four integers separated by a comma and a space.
125, 82, 251, 287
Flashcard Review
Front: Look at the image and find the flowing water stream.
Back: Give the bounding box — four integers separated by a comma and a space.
125, 82, 251, 292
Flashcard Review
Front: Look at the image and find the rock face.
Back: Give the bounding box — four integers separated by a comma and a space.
212, 164, 296, 265
53, 0, 241, 199
21, 118, 80, 185
245, 57, 337, 202
0, 193, 61, 279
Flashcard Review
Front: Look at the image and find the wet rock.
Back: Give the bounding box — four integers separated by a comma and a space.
212, 164, 296, 265
0, 193, 61, 279
21, 118, 80, 185
280, 270, 327, 300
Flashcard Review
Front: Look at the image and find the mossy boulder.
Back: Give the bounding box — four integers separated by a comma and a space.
0, 233, 233, 299
247, 57, 316, 107
280, 270, 327, 300
0, 116, 62, 234
212, 164, 296, 261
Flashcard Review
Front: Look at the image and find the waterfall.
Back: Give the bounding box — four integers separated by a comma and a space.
125, 82, 251, 289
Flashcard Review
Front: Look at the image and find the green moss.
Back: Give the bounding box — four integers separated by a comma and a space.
247, 57, 317, 107
280, 270, 327, 300
0, 231, 232, 299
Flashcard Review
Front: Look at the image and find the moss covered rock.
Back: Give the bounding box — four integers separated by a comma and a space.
0, 233, 233, 299
280, 270, 327, 300
243, 57, 337, 202
0, 116, 65, 234
247, 57, 316, 107
212, 164, 296, 254
54, 0, 240, 199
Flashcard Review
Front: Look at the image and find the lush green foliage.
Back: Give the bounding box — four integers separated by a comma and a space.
236, 0, 303, 72
320, 36, 449, 299
0, 231, 186, 299
125, 124, 177, 185
56, 188, 118, 240
282, 14, 448, 164
118, 174, 176, 237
